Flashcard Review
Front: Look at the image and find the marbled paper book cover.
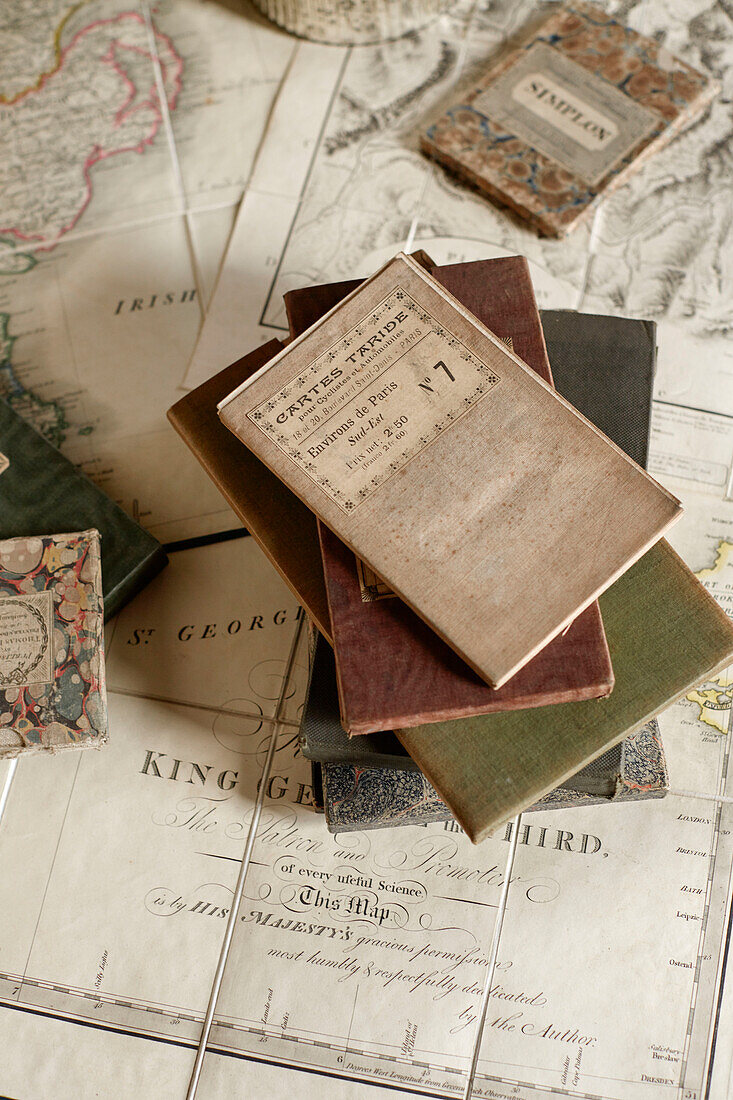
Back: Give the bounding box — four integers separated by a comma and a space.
422, 1, 719, 236
0, 530, 108, 758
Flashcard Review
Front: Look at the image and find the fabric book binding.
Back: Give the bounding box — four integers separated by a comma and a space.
306, 307, 665, 817
300, 634, 417, 769
302, 632, 667, 813
286, 302, 657, 478
0, 529, 108, 758
168, 340, 333, 641
289, 257, 614, 733
421, 1, 719, 236
398, 539, 733, 842
219, 252, 680, 690
541, 311, 656, 470
0, 400, 166, 621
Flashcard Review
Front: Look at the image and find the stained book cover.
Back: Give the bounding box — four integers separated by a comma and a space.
0, 530, 108, 758
319, 725, 667, 833
290, 257, 614, 732
219, 252, 680, 690
421, 1, 719, 237
168, 340, 332, 641
302, 633, 667, 813
302, 305, 659, 784
0, 400, 166, 620
285, 297, 657, 481
398, 539, 733, 842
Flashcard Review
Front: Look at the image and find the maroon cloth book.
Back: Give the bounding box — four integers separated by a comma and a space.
284, 257, 614, 734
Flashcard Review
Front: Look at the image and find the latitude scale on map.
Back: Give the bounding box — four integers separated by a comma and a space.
1, 2, 733, 1099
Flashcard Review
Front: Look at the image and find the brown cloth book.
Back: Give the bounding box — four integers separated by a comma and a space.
167, 252, 435, 642
168, 340, 332, 640
219, 253, 680, 689
421, 1, 719, 237
287, 257, 614, 733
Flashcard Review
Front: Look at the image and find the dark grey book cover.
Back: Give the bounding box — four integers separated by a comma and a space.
319, 725, 668, 832
0, 399, 167, 619
300, 636, 417, 770
541, 311, 656, 470
311, 760, 325, 813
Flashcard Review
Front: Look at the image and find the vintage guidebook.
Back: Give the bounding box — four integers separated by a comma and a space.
398, 539, 733, 842
318, 720, 668, 832
0, 529, 108, 758
168, 340, 333, 641
305, 301, 664, 806
0, 399, 166, 620
421, 1, 719, 236
302, 632, 668, 819
286, 295, 657, 482
290, 257, 614, 733
220, 251, 680, 690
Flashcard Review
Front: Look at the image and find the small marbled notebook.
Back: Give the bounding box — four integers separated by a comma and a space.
422, 1, 719, 236
0, 530, 108, 758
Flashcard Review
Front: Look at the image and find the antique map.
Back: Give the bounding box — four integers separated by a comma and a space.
1, 0, 733, 1097
0, 0, 294, 541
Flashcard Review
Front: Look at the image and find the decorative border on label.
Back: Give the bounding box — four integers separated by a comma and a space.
248, 288, 501, 513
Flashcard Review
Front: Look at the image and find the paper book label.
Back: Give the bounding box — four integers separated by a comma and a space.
0, 591, 54, 687
472, 42, 659, 185
0, 452, 8, 477
248, 287, 500, 512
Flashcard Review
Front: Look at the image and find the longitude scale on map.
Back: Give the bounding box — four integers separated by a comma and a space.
470, 793, 733, 1100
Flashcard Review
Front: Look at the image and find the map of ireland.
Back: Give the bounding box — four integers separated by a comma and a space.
1, 11, 182, 248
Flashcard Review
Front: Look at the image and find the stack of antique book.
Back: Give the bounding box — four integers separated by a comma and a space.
170, 252, 733, 843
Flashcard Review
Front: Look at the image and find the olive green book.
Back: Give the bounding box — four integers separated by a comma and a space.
398, 540, 733, 842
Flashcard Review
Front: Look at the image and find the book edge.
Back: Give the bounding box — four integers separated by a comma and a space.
167, 400, 333, 642
406, 609, 733, 843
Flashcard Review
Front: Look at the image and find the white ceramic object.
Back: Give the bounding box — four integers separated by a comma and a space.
251, 0, 457, 45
